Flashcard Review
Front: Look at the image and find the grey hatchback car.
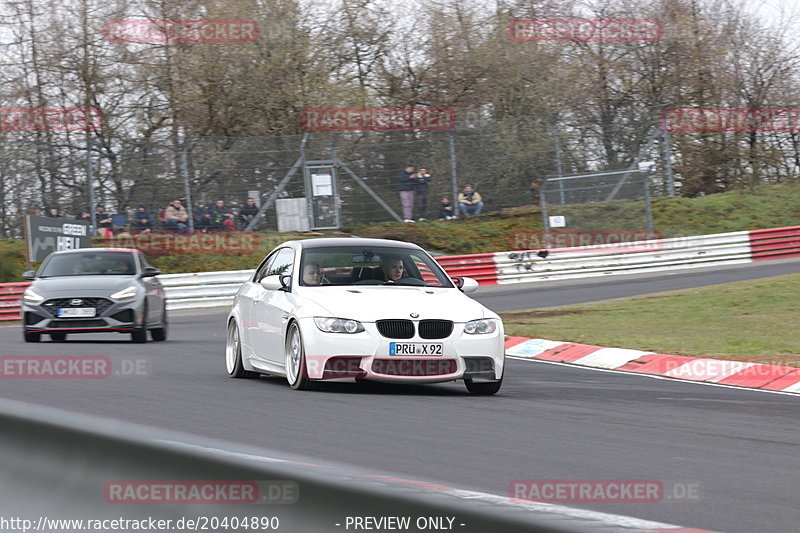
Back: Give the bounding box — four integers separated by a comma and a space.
21, 248, 167, 343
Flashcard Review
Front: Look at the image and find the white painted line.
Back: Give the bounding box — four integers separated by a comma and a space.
506, 339, 565, 357
572, 347, 653, 369
161, 441, 710, 532
507, 355, 800, 398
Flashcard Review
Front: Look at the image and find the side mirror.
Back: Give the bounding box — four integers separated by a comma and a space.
22, 270, 36, 280
141, 267, 161, 277
260, 274, 291, 291
454, 276, 479, 293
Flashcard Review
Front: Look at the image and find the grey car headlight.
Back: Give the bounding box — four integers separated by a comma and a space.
22, 288, 45, 303
314, 317, 365, 334
464, 319, 498, 335
110, 285, 138, 300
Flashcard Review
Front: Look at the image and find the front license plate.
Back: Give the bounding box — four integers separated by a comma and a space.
57, 307, 96, 318
389, 342, 443, 356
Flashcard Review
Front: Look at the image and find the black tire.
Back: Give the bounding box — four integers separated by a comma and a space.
23, 331, 41, 343
131, 307, 148, 343
226, 320, 259, 379
50, 332, 67, 342
286, 323, 318, 391
150, 307, 168, 341
465, 377, 503, 395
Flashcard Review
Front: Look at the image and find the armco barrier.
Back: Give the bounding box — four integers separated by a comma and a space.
749, 226, 800, 261
494, 230, 754, 284
4, 225, 800, 319
0, 397, 645, 533
435, 252, 499, 285
0, 282, 28, 321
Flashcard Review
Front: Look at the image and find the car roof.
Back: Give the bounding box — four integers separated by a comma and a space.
47, 247, 141, 255
293, 237, 424, 251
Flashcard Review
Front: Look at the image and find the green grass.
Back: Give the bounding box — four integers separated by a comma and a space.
349, 182, 800, 254
500, 273, 800, 364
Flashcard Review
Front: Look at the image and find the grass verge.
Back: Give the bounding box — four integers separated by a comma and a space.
499, 273, 800, 366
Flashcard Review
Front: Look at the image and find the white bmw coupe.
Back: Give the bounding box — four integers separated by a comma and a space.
225, 238, 504, 394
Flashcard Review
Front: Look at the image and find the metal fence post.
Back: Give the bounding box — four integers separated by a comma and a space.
179, 136, 194, 231
449, 129, 459, 218
661, 128, 675, 197
540, 180, 551, 249
644, 169, 654, 232
87, 136, 96, 235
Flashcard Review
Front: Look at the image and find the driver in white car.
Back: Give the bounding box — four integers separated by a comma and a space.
380, 255, 405, 283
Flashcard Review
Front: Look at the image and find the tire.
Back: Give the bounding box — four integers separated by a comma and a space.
23, 331, 41, 343
50, 332, 67, 342
285, 322, 318, 390
226, 320, 259, 379
465, 377, 503, 395
150, 307, 168, 341
131, 307, 148, 343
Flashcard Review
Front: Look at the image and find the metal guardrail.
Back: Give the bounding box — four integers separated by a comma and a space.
494, 231, 754, 284
0, 398, 610, 533
4, 226, 800, 319
0, 282, 27, 321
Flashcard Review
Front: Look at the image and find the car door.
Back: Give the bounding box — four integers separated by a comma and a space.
250, 247, 296, 364
137, 254, 163, 325
240, 254, 276, 349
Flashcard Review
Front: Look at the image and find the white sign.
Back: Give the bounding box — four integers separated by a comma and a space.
549, 215, 566, 228
311, 173, 333, 196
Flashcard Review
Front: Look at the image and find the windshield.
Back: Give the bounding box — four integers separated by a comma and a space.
299, 246, 453, 288
38, 251, 137, 277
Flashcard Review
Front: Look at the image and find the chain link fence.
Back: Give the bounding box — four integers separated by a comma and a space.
0, 110, 673, 239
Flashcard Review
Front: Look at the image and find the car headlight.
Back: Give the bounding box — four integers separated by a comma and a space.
314, 317, 364, 334
22, 288, 44, 303
110, 286, 138, 300
464, 319, 498, 335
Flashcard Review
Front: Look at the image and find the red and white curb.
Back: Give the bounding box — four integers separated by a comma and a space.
505, 336, 800, 393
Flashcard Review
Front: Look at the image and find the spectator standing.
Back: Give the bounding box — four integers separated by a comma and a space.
164, 199, 189, 231
237, 197, 260, 229
75, 210, 92, 223
45, 207, 61, 218
414, 168, 432, 221
132, 204, 153, 231
209, 200, 233, 231
95, 205, 114, 237
194, 201, 212, 232
397, 166, 416, 223
437, 197, 455, 219
457, 184, 484, 217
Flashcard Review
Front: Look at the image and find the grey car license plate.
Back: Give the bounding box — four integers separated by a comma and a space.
57, 307, 96, 318
389, 342, 443, 356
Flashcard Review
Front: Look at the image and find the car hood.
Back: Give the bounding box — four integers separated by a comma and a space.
296, 286, 492, 323
32, 276, 139, 297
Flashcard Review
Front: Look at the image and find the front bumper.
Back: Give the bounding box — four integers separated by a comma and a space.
297, 318, 504, 383
22, 297, 143, 334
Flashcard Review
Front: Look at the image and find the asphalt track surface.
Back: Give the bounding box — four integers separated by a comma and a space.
3, 259, 800, 533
